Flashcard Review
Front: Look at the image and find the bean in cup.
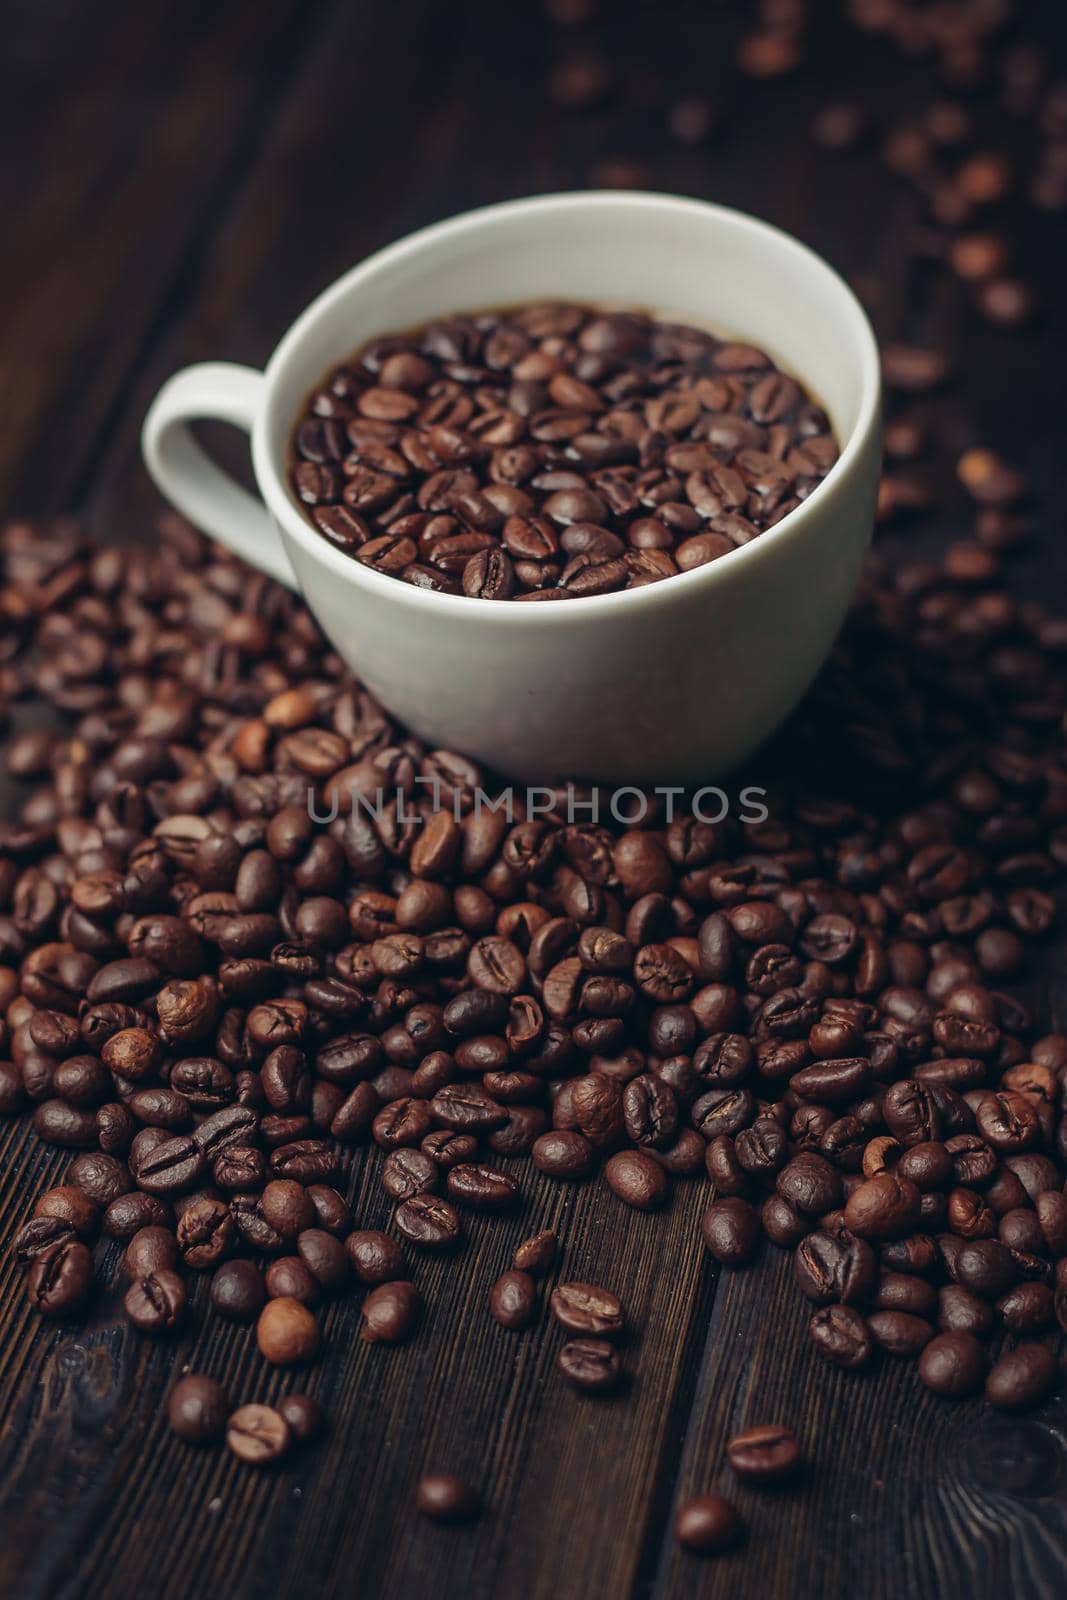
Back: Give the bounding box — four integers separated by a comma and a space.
289, 302, 838, 600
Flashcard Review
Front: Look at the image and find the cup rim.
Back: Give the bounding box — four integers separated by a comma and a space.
253, 189, 882, 625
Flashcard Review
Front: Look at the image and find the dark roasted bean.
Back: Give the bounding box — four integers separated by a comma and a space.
550, 1281, 624, 1338
489, 1269, 536, 1330
558, 1337, 623, 1392
675, 1494, 742, 1556
415, 1474, 480, 1523
394, 1193, 462, 1250
168, 1375, 229, 1444
726, 1424, 801, 1482
360, 1280, 422, 1344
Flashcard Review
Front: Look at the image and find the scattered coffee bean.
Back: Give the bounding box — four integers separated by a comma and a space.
361, 1280, 422, 1344
394, 1193, 462, 1249
918, 1332, 986, 1398
210, 1259, 267, 1322
701, 1198, 760, 1266
984, 1343, 1058, 1410
256, 1296, 321, 1365
550, 1282, 624, 1338
415, 1474, 480, 1522
558, 1337, 623, 1393
489, 1269, 536, 1330
25, 1238, 93, 1317
124, 1269, 186, 1334
513, 1230, 558, 1276
168, 1375, 229, 1444
675, 1493, 742, 1555
277, 1393, 326, 1444
346, 1230, 406, 1284
726, 1425, 801, 1483
226, 1403, 291, 1465
809, 1306, 872, 1369
603, 1149, 669, 1210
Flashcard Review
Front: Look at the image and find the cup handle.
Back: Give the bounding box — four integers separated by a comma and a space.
141, 362, 298, 590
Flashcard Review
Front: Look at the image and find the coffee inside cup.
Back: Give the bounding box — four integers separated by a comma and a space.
287, 301, 838, 601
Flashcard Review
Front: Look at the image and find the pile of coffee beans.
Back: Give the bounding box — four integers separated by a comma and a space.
1, 498, 1065, 1531
288, 304, 838, 599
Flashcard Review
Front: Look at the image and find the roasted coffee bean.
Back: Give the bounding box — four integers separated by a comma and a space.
33, 1100, 98, 1149
264, 1255, 317, 1304
844, 1174, 922, 1241
25, 1238, 93, 1316
210, 1258, 266, 1322
954, 1240, 1016, 1298
808, 1305, 872, 1368
269, 1140, 337, 1184
446, 1163, 520, 1212
213, 1145, 267, 1191
64, 1151, 131, 1208
346, 1230, 405, 1284
603, 1149, 669, 1210
302, 1185, 347, 1236
489, 1269, 536, 1330
874, 1274, 937, 1317
276, 1393, 325, 1445
918, 1332, 987, 1397
295, 1228, 349, 1292
133, 1134, 205, 1195
675, 1494, 742, 1556
726, 1424, 801, 1483
776, 1153, 841, 1216
558, 1337, 623, 1393
701, 1198, 760, 1266
429, 1084, 507, 1132
13, 1217, 76, 1266
622, 1074, 678, 1149
382, 1148, 439, 1201
794, 1228, 876, 1305
997, 1282, 1054, 1334
168, 1375, 229, 1445
421, 1129, 478, 1169
176, 1197, 234, 1269
226, 1403, 290, 1465
985, 1343, 1058, 1410
259, 1179, 315, 1240
196, 1103, 259, 1158
513, 1230, 557, 1276
394, 1193, 462, 1249
360, 1280, 422, 1343
867, 1310, 934, 1358
415, 1474, 480, 1523
33, 1186, 99, 1241
124, 1268, 186, 1333
532, 1130, 596, 1180
762, 1194, 808, 1248
939, 1285, 996, 1338
550, 1281, 624, 1338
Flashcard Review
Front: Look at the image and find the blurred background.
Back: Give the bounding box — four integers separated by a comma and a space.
0, 0, 1064, 601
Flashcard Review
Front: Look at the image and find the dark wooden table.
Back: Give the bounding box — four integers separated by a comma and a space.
2, 3, 1067, 1596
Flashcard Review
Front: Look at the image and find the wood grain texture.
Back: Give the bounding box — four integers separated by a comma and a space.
0, 0, 316, 516
2, 2, 1067, 1598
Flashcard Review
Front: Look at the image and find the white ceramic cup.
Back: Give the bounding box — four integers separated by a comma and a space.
142, 191, 881, 786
